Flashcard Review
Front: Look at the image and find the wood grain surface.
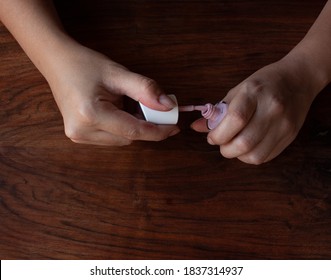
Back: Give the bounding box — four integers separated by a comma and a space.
1, 0, 331, 259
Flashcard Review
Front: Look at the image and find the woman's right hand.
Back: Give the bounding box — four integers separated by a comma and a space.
47, 45, 180, 146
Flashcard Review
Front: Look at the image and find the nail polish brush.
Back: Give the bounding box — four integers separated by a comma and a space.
179, 102, 228, 129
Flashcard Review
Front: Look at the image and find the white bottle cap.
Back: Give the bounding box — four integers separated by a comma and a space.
139, 94, 179, 125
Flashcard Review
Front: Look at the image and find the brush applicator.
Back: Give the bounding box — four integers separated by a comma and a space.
179, 102, 228, 129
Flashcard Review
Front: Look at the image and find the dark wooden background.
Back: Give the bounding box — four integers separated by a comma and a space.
1, 0, 331, 259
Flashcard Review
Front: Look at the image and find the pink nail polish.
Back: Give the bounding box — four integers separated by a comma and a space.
179, 101, 228, 129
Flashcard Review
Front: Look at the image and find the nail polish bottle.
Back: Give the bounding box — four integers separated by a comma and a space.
179, 101, 228, 129
202, 102, 228, 129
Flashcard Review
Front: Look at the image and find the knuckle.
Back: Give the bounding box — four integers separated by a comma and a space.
245, 154, 266, 165
281, 117, 298, 139
64, 123, 84, 142
124, 126, 141, 140
141, 77, 159, 94
235, 136, 255, 154
269, 94, 286, 116
242, 79, 264, 95
227, 109, 249, 128
220, 147, 232, 159
63, 103, 98, 143
77, 103, 98, 127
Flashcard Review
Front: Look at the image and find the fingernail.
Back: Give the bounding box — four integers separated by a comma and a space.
158, 94, 176, 109
169, 128, 180, 137
207, 136, 215, 145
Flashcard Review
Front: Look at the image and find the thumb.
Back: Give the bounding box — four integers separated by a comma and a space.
190, 118, 209, 133
103, 66, 176, 111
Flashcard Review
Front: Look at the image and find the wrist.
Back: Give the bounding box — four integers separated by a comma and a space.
285, 37, 331, 94
32, 31, 82, 81
280, 48, 330, 101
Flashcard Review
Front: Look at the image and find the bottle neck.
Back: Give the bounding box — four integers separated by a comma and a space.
178, 103, 219, 119
200, 103, 218, 120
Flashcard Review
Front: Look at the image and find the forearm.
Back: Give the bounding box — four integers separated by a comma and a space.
0, 0, 76, 80
285, 0, 331, 95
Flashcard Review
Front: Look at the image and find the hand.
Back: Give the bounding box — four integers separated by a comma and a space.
191, 58, 320, 164
46, 45, 180, 146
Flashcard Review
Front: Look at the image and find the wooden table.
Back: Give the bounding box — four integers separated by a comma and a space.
1, 0, 331, 259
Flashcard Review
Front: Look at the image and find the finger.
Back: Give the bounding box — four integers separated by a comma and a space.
70, 130, 132, 146
260, 130, 298, 164
190, 118, 209, 133
219, 108, 272, 158
207, 92, 257, 145
96, 105, 180, 141
236, 133, 282, 165
261, 141, 292, 164
235, 123, 296, 165
103, 67, 176, 111
235, 112, 299, 164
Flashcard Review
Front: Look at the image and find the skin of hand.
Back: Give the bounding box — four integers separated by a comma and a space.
191, 1, 331, 164
46, 44, 180, 146
0, 0, 180, 146
192, 58, 320, 164
1, 1, 331, 159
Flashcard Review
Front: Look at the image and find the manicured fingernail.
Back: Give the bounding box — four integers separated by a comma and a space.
159, 94, 176, 109
207, 136, 215, 145
169, 129, 180, 137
